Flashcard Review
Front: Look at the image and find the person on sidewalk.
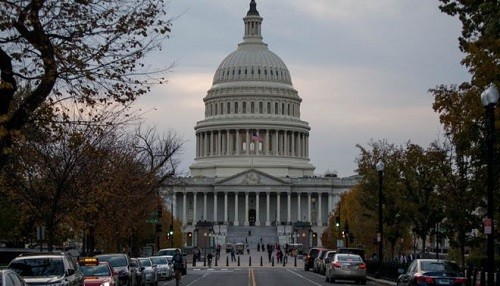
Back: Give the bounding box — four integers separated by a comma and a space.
231, 247, 236, 262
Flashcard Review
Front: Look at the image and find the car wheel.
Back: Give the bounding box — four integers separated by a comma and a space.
304, 265, 309, 271
330, 277, 335, 283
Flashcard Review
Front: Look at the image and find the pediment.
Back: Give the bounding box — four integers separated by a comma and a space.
215, 169, 289, 186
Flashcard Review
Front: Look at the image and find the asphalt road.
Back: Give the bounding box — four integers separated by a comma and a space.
157, 267, 391, 286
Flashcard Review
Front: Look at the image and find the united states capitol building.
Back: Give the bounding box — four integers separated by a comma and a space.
169, 0, 358, 249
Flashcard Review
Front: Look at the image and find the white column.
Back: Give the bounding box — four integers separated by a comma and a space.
210, 132, 214, 156
234, 192, 239, 226
203, 192, 207, 220
265, 130, 270, 155
213, 192, 218, 223
193, 192, 197, 223
224, 192, 228, 223
297, 193, 301, 221
245, 129, 250, 155
291, 132, 295, 156
203, 132, 208, 157
183, 192, 187, 224
245, 192, 249, 226
266, 192, 271, 226
218, 132, 222, 155
226, 130, 231, 155
287, 192, 291, 223
276, 192, 281, 223
318, 193, 323, 226
274, 131, 278, 155
236, 130, 241, 155
256, 193, 260, 226
308, 193, 312, 222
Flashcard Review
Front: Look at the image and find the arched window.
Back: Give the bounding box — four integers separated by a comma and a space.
251, 102, 255, 113
227, 102, 231, 114
282, 103, 285, 115
243, 102, 247, 113
259, 102, 263, 114
275, 102, 278, 114
235, 102, 239, 114
220, 102, 224, 115
267, 102, 271, 114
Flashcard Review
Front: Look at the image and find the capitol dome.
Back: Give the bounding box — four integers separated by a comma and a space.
190, 0, 315, 178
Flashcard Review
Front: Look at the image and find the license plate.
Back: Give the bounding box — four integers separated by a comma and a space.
436, 279, 451, 285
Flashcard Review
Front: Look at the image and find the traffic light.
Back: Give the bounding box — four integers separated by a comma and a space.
335, 216, 340, 228
168, 225, 174, 239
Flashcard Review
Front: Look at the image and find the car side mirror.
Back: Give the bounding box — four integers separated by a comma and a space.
140, 267, 145, 271
112, 270, 118, 276
66, 269, 75, 276
397, 268, 405, 274
324, 258, 331, 264
130, 262, 137, 267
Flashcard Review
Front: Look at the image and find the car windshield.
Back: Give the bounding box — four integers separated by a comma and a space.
9, 258, 65, 276
80, 264, 110, 277
337, 254, 362, 262
421, 261, 461, 273
138, 259, 152, 267
157, 249, 176, 256
97, 256, 127, 267
149, 257, 167, 265
309, 249, 320, 257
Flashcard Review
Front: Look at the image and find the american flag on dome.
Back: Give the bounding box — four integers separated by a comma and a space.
251, 131, 263, 142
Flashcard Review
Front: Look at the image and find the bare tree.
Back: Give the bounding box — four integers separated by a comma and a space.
0, 0, 172, 169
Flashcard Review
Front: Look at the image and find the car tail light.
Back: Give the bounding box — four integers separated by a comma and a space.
454, 277, 467, 285
358, 263, 366, 269
416, 275, 434, 284
333, 262, 342, 268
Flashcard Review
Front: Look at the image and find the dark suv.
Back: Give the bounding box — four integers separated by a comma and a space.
8, 252, 84, 285
95, 253, 136, 286
304, 247, 324, 271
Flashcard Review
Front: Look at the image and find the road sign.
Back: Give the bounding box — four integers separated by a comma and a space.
484, 218, 492, 234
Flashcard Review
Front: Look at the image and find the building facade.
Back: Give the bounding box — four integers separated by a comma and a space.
170, 0, 357, 249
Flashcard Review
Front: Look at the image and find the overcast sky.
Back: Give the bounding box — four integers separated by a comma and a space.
136, 0, 471, 178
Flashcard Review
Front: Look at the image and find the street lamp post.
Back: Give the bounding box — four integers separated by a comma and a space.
376, 159, 385, 278
481, 83, 498, 286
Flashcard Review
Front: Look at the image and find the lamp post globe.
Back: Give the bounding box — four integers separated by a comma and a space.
481, 83, 498, 286
375, 159, 384, 278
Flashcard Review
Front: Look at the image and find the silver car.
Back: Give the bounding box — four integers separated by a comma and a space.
148, 256, 170, 281
325, 253, 367, 284
137, 258, 158, 286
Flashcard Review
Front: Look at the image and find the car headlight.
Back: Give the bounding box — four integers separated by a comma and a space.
101, 283, 110, 286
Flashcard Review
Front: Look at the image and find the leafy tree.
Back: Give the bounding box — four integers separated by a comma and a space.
431, 0, 499, 264
398, 143, 446, 256
355, 139, 407, 260
0, 0, 172, 170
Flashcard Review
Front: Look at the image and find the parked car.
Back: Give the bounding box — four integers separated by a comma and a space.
304, 247, 324, 271
137, 258, 158, 286
8, 252, 84, 285
95, 253, 136, 286
78, 257, 119, 286
396, 259, 467, 286
317, 250, 336, 275
148, 256, 170, 281
313, 249, 329, 273
0, 269, 28, 286
325, 253, 367, 284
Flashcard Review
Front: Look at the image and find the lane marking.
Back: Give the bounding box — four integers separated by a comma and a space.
248, 268, 256, 286
286, 269, 323, 286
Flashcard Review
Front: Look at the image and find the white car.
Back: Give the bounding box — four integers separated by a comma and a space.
148, 256, 171, 280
